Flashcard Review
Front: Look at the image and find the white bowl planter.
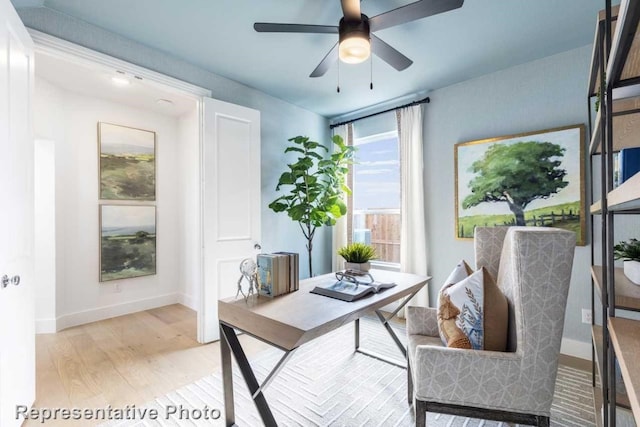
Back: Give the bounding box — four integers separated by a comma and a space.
345, 261, 371, 272
624, 260, 640, 285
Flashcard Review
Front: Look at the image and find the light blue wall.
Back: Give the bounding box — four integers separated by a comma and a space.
423, 45, 593, 344
18, 7, 605, 342
18, 7, 332, 278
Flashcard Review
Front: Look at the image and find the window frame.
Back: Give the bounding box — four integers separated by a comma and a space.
350, 130, 401, 271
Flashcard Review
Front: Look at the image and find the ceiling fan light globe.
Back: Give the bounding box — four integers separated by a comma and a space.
339, 36, 370, 64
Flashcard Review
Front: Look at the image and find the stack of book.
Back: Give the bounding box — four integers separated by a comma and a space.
257, 252, 299, 297
614, 147, 640, 187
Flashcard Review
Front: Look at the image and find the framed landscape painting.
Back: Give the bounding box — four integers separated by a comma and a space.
454, 124, 585, 245
100, 205, 157, 282
99, 122, 156, 200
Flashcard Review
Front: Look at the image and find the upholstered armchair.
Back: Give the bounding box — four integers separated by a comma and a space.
406, 227, 576, 427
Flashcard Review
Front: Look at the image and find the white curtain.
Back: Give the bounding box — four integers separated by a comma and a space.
397, 105, 429, 309
332, 124, 350, 272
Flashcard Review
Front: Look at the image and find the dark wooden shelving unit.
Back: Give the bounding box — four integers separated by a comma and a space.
588, 1, 640, 426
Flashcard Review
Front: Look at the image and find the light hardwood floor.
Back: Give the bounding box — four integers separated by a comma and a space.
27, 304, 269, 427
26, 304, 589, 426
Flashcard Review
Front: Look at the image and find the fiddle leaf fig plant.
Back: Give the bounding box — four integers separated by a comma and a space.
269, 135, 355, 277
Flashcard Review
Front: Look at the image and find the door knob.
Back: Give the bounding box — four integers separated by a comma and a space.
254, 243, 262, 250
1, 275, 20, 288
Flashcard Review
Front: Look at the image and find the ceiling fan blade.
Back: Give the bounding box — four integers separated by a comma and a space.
254, 23, 338, 34
341, 0, 361, 20
369, 0, 463, 32
371, 35, 413, 71
310, 43, 339, 77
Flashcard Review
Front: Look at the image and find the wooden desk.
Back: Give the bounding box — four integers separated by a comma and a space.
218, 269, 430, 426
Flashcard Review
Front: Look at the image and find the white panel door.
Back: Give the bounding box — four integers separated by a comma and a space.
0, 1, 35, 426
200, 98, 260, 343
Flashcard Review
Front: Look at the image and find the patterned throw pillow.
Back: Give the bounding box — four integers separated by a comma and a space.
437, 260, 473, 349
437, 262, 508, 351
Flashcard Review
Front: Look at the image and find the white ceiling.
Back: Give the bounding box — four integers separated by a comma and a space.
35, 52, 198, 117
15, 0, 612, 117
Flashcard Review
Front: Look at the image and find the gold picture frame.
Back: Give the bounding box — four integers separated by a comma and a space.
454, 124, 586, 245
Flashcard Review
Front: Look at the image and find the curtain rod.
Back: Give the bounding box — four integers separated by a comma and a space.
329, 96, 430, 129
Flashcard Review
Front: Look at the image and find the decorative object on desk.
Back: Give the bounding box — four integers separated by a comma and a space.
257, 253, 297, 297
614, 238, 640, 285
337, 242, 376, 272
236, 258, 259, 301
274, 252, 299, 292
98, 122, 156, 200
268, 135, 355, 277
99, 205, 156, 282
455, 124, 585, 245
335, 269, 374, 285
310, 272, 396, 302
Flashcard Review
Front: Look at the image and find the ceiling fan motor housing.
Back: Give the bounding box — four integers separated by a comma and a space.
338, 14, 371, 43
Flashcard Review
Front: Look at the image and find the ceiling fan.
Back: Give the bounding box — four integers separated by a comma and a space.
254, 0, 464, 78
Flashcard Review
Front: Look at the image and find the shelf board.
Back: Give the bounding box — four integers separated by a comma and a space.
592, 266, 640, 311
608, 317, 640, 425
593, 325, 604, 383
590, 325, 632, 411
590, 200, 602, 215
589, 108, 602, 154
589, 6, 620, 96
608, 171, 640, 212
593, 385, 603, 427
607, 0, 640, 88
590, 96, 640, 155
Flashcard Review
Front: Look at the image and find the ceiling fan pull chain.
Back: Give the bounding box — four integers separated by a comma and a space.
337, 59, 341, 93
370, 54, 373, 90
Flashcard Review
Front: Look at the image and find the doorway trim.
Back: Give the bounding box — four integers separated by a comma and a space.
30, 29, 211, 99
30, 30, 210, 341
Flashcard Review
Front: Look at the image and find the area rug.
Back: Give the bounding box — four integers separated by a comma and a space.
102, 318, 595, 427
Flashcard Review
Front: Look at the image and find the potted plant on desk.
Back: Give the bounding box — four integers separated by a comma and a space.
614, 238, 640, 285
338, 242, 377, 272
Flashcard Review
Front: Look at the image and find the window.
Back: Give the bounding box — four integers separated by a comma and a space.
352, 130, 401, 265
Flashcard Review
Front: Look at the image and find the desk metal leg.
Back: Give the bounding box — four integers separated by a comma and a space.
219, 323, 279, 427
355, 288, 421, 368
220, 324, 235, 426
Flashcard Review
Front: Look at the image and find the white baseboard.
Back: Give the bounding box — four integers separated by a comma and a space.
56, 293, 180, 331
35, 318, 57, 334
560, 337, 591, 361
178, 293, 198, 311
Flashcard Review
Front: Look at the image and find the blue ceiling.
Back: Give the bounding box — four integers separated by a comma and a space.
12, 0, 607, 117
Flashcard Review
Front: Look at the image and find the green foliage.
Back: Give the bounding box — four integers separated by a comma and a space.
268, 135, 356, 276
337, 242, 377, 263
457, 201, 581, 238
614, 239, 640, 262
595, 71, 606, 113
462, 141, 568, 225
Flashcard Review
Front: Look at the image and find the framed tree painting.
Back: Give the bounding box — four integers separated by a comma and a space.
100, 205, 157, 281
99, 122, 156, 200
454, 124, 585, 245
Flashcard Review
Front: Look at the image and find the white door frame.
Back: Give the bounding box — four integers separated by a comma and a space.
29, 30, 212, 339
